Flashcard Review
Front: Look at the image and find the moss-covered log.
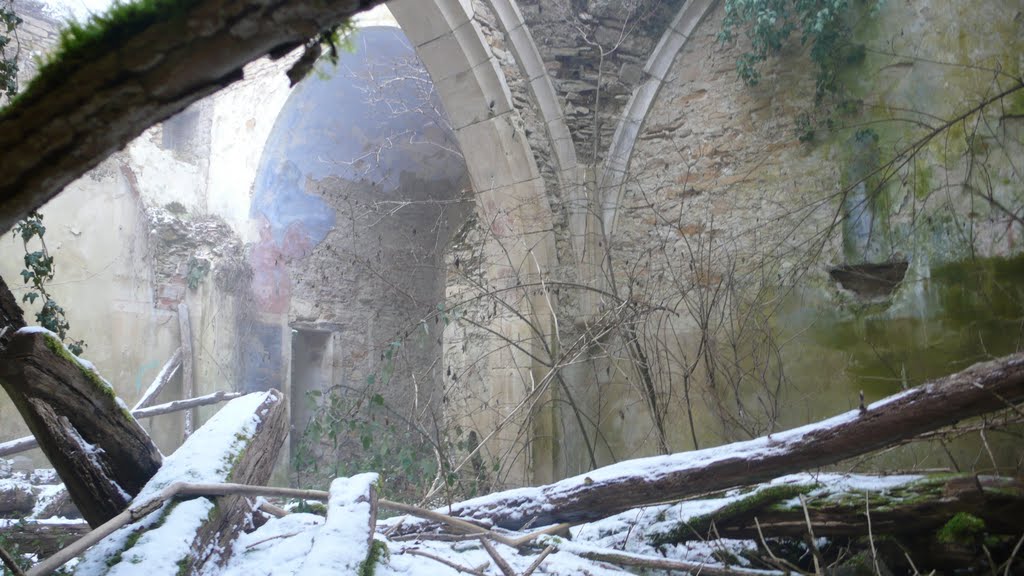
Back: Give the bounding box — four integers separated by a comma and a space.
649, 475, 1024, 545
0, 0, 385, 234
0, 330, 162, 527
439, 352, 1024, 530
69, 390, 287, 576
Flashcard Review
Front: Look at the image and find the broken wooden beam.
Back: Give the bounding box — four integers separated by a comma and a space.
0, 390, 241, 458
439, 352, 1024, 530
53, 390, 287, 576
0, 329, 162, 527
177, 303, 195, 440
131, 347, 182, 411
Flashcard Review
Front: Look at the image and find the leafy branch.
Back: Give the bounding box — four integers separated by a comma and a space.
719, 0, 874, 99
12, 212, 86, 355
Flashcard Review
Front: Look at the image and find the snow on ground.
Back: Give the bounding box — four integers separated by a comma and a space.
218, 514, 325, 576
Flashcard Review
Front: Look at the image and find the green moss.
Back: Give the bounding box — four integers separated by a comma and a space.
41, 333, 135, 420
1006, 88, 1024, 117
649, 484, 812, 546
358, 539, 389, 576
1, 0, 198, 117
937, 512, 985, 544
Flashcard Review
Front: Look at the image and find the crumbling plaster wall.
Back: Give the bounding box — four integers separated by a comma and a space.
592, 0, 1024, 463
0, 2, 291, 466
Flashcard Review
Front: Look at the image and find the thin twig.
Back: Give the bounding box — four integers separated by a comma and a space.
480, 538, 516, 576
0, 545, 26, 576
522, 545, 555, 576
244, 531, 302, 550
402, 548, 486, 576
798, 495, 823, 575
866, 492, 880, 576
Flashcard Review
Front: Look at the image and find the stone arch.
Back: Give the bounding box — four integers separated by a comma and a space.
386, 0, 560, 484
598, 0, 718, 236
387, 0, 555, 252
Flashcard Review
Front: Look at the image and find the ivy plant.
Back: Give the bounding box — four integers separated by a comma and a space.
719, 0, 874, 100
13, 212, 86, 355
0, 0, 21, 101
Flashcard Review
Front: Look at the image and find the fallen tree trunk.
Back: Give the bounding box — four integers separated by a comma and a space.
442, 352, 1024, 530
51, 390, 288, 576
0, 390, 242, 458
0, 330, 162, 527
649, 474, 1024, 545
0, 0, 386, 234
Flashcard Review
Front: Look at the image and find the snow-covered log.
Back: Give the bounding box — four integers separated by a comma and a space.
68, 390, 287, 576
299, 474, 380, 575
441, 352, 1024, 530
0, 0, 387, 234
0, 330, 162, 527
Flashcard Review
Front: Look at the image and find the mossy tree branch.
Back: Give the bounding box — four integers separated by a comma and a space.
0, 0, 385, 233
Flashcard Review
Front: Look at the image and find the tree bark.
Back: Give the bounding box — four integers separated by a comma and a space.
0, 274, 25, 349
186, 390, 288, 573
0, 330, 162, 527
0, 0, 385, 234
442, 353, 1024, 530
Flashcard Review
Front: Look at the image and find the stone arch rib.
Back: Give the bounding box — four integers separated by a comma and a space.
387, 0, 554, 243
484, 0, 586, 260
598, 0, 718, 237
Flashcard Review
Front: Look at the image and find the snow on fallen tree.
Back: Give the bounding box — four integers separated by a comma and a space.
0, 328, 162, 527
43, 390, 287, 576
425, 351, 1024, 530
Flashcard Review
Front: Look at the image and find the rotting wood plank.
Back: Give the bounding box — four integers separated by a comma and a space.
0, 330, 162, 527
177, 303, 194, 440
435, 352, 1024, 530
